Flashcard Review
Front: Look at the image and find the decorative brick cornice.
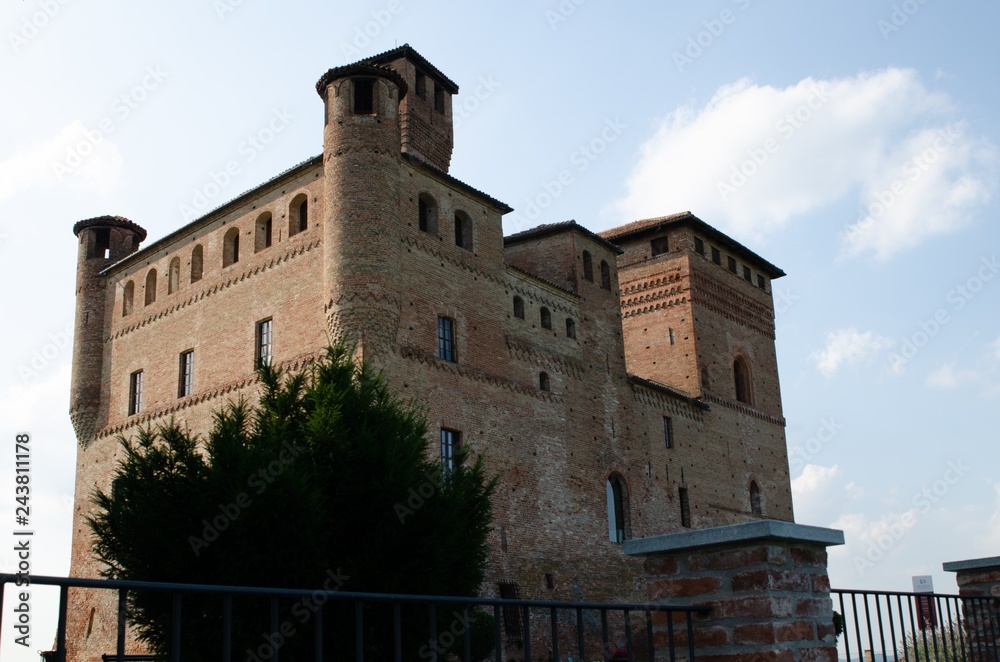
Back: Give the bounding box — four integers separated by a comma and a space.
399, 345, 560, 402
629, 379, 706, 422
702, 392, 785, 426
504, 335, 585, 379
690, 271, 776, 338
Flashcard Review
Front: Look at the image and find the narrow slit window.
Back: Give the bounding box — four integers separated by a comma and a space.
727, 256, 737, 273
540, 307, 551, 329
606, 475, 627, 543
679, 487, 691, 527
178, 350, 194, 398
190, 245, 204, 283
144, 269, 157, 306
539, 372, 550, 392
582, 251, 593, 282
128, 370, 143, 416
750, 481, 762, 516
256, 318, 273, 368
663, 416, 673, 449
168, 257, 180, 294
122, 281, 134, 317
600, 260, 611, 290
565, 318, 576, 339
441, 428, 460, 475
354, 78, 375, 115
743, 265, 752, 282
434, 84, 445, 113
513, 296, 525, 320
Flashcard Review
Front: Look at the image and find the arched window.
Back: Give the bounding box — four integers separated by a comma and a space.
750, 481, 762, 516
606, 474, 628, 543
540, 307, 551, 329
600, 260, 612, 290
254, 212, 273, 252
565, 318, 576, 339
734, 356, 752, 405
539, 372, 550, 392
454, 211, 472, 251
122, 281, 134, 316
513, 296, 525, 319
289, 194, 308, 236
168, 257, 180, 294
418, 193, 438, 235
144, 269, 157, 306
582, 251, 594, 282
190, 245, 203, 283
223, 227, 240, 267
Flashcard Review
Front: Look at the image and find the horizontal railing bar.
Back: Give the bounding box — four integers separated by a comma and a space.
832, 588, 975, 600
0, 574, 709, 613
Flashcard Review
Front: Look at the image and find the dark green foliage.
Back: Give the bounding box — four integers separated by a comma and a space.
89, 346, 496, 660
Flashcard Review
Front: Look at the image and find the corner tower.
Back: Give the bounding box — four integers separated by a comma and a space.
70, 216, 146, 445
316, 60, 407, 362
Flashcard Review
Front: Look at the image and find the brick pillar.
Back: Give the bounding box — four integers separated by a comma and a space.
624, 521, 844, 662
943, 556, 1000, 662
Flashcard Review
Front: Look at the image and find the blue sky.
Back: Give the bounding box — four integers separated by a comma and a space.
1, 1, 998, 656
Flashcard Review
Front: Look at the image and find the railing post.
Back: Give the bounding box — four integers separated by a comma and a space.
945, 556, 1000, 662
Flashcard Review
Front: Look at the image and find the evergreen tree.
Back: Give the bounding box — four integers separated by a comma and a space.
89, 345, 497, 660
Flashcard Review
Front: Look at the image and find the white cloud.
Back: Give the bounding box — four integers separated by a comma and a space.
925, 363, 977, 389
792, 463, 841, 496
610, 68, 995, 259
811, 327, 893, 377
0, 121, 122, 201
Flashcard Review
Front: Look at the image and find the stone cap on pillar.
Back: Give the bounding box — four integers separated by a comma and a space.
943, 556, 1000, 572
624, 520, 845, 556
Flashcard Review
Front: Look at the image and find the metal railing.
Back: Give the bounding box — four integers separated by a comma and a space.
832, 589, 1000, 662
1, 574, 709, 662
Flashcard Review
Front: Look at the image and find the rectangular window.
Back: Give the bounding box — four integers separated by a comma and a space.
415, 72, 427, 99
437, 316, 455, 362
354, 79, 374, 115
440, 428, 460, 473
743, 265, 752, 282
128, 370, 143, 416
694, 237, 705, 255
711, 246, 721, 265
679, 487, 691, 527
668, 328, 675, 345
256, 318, 273, 368
727, 256, 737, 273
434, 84, 445, 113
663, 416, 673, 449
650, 236, 669, 257
757, 274, 766, 290
178, 350, 194, 398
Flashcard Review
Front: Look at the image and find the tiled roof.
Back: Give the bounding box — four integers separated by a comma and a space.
504, 220, 624, 255
73, 216, 147, 242
362, 43, 459, 94
315, 62, 408, 99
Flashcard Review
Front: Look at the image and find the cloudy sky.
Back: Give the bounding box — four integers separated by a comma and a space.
1, 1, 998, 657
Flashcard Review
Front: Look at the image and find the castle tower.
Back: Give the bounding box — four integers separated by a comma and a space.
70, 216, 146, 445
316, 61, 408, 362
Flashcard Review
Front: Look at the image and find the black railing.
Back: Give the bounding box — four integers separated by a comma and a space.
0, 574, 709, 661
833, 589, 1000, 662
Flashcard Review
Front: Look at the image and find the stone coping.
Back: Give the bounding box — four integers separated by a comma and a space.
623, 520, 845, 556
943, 556, 1000, 572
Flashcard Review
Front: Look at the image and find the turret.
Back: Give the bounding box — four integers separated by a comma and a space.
70, 216, 146, 445
316, 61, 407, 362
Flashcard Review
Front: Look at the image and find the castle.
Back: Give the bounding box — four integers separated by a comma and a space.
67, 45, 793, 657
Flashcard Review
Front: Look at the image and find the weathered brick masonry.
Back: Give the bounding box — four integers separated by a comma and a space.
67, 45, 795, 658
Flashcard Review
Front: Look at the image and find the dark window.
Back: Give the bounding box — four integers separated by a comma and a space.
711, 247, 721, 265
256, 318, 273, 368
513, 296, 525, 320
441, 428, 460, 474
298, 199, 308, 232
669, 328, 675, 345
418, 194, 438, 234
434, 84, 445, 113
498, 582, 523, 643
743, 265, 752, 282
757, 274, 766, 290
354, 78, 374, 115
539, 372, 550, 392
190, 245, 203, 283
122, 281, 134, 316
437, 316, 455, 362
734, 356, 752, 405
600, 260, 611, 290
415, 72, 427, 99
694, 237, 705, 255
454, 211, 472, 251
128, 370, 143, 416
663, 416, 673, 449
255, 212, 272, 252
540, 307, 551, 329
565, 318, 576, 339
223, 227, 240, 267
750, 481, 762, 516
651, 236, 669, 257
178, 350, 194, 398
727, 256, 737, 273
607, 475, 627, 543
168, 257, 180, 294
90, 228, 111, 259
144, 269, 157, 306
679, 487, 691, 527
582, 251, 593, 282
290, 195, 308, 236
701, 367, 710, 390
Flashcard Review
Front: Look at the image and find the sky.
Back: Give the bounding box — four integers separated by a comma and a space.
1, 0, 998, 657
